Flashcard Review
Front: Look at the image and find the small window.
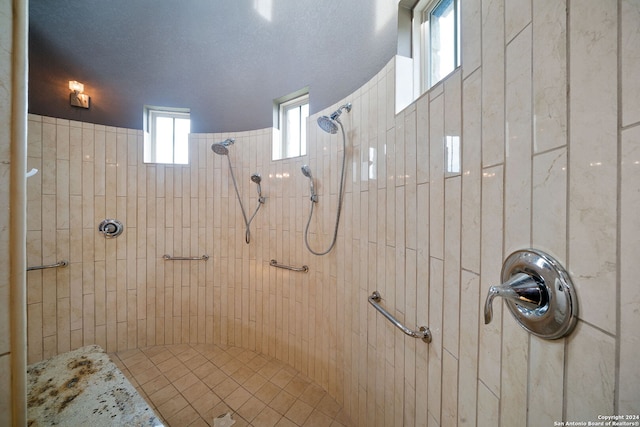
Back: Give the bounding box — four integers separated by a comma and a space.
273, 93, 309, 160
143, 106, 190, 164
413, 0, 460, 92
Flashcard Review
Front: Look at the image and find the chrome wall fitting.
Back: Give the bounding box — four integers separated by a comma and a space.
484, 249, 578, 340
98, 219, 124, 238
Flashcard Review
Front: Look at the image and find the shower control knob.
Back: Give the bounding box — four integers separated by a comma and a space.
98, 219, 124, 238
484, 249, 578, 340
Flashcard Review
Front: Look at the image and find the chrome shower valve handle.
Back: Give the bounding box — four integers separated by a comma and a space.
483, 272, 546, 324
484, 249, 578, 340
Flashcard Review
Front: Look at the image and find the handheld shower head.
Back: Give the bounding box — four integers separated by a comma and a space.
301, 165, 317, 202
251, 173, 265, 203
301, 165, 313, 179
211, 138, 235, 155
317, 103, 352, 134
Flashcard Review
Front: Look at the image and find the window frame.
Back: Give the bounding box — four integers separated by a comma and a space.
273, 92, 309, 161
412, 0, 460, 94
143, 106, 191, 165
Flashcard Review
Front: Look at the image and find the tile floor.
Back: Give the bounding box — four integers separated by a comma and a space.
111, 344, 352, 427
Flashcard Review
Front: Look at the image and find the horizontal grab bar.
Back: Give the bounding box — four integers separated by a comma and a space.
163, 254, 209, 261
27, 260, 68, 271
368, 291, 431, 343
270, 259, 309, 273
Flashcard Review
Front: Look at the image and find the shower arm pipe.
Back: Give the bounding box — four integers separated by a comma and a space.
368, 291, 432, 343
27, 260, 68, 271
303, 119, 347, 256
162, 254, 209, 261
269, 259, 309, 273
333, 103, 352, 118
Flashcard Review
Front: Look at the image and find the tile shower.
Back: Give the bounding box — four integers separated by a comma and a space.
16, 0, 640, 426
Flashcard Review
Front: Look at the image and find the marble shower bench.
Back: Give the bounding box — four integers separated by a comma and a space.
27, 345, 163, 426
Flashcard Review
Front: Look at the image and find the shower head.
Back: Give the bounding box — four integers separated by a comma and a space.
211, 138, 235, 155
211, 144, 228, 155
251, 173, 265, 202
301, 165, 317, 202
317, 116, 339, 134
317, 103, 352, 134
301, 165, 313, 179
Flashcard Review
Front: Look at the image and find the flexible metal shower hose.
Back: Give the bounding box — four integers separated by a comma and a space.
303, 119, 347, 255
225, 154, 262, 244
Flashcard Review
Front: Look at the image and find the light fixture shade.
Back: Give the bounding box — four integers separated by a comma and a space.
69, 80, 84, 92
69, 80, 90, 108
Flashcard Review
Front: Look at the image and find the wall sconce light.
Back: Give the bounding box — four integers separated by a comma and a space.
69, 80, 90, 109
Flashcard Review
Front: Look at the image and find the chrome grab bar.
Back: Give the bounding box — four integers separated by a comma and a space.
269, 259, 309, 273
27, 260, 68, 271
162, 254, 209, 261
368, 291, 432, 343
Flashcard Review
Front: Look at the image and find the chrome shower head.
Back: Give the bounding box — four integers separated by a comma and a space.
317, 116, 339, 134
317, 103, 352, 134
251, 173, 265, 202
211, 138, 235, 155
211, 144, 228, 155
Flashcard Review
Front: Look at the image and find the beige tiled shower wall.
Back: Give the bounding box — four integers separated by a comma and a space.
24, 0, 640, 425
1, 3, 13, 425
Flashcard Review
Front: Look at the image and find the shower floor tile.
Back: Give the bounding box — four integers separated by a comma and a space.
112, 344, 352, 427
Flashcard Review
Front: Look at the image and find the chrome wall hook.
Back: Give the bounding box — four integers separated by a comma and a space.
484, 249, 578, 340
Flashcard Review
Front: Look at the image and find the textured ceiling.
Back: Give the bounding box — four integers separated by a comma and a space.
29, 0, 399, 133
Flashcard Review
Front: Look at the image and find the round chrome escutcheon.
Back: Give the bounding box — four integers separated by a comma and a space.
500, 249, 578, 340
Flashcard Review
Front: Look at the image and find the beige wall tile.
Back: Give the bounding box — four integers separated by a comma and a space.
504, 26, 532, 255
458, 271, 479, 426
505, 0, 531, 43
622, 0, 640, 127
528, 336, 564, 425
443, 176, 460, 356
461, 0, 481, 77
429, 94, 444, 259
0, 355, 10, 425
416, 95, 429, 185
461, 69, 481, 274
532, 148, 567, 258
441, 349, 458, 426
533, 0, 567, 153
479, 165, 503, 397
477, 381, 499, 427
481, 0, 505, 167
568, 0, 618, 334
427, 257, 443, 425
27, 303, 43, 364
566, 322, 615, 419
620, 125, 640, 412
